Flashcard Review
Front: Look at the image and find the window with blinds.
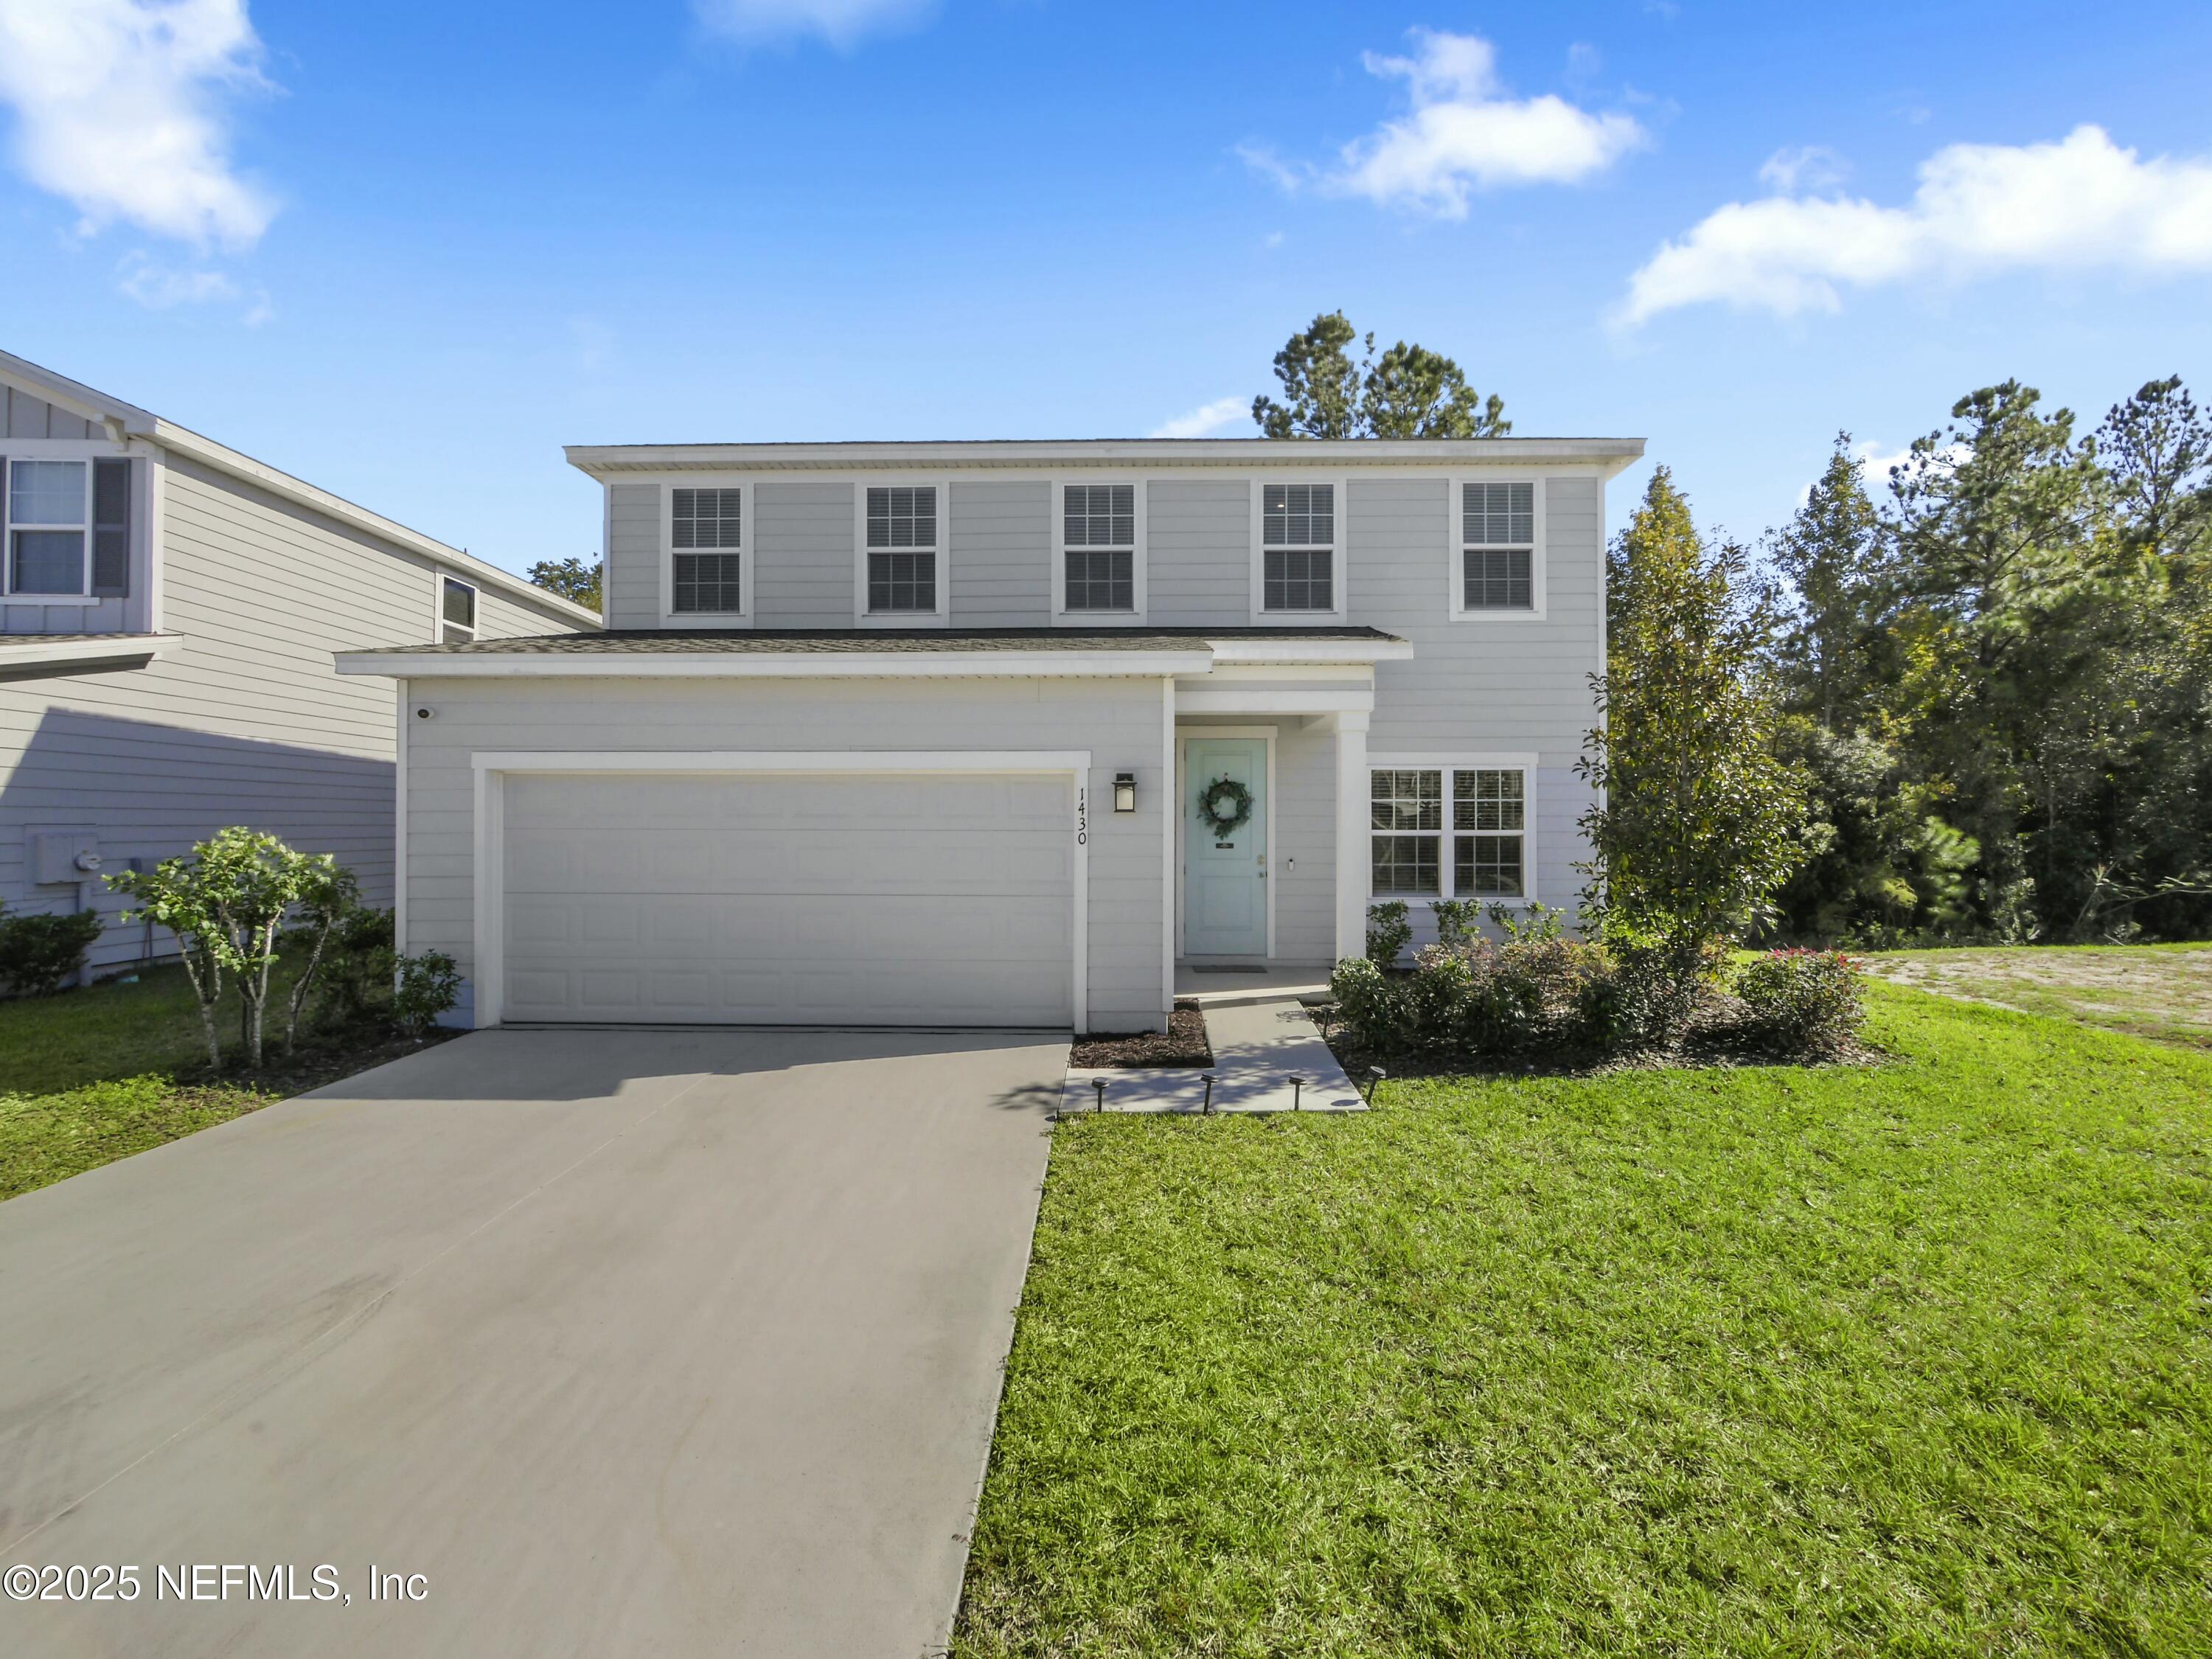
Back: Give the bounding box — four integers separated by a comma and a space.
1461, 481, 1534, 611
1063, 483, 1135, 611
671, 487, 742, 613
441, 577, 476, 646
866, 486, 938, 612
1263, 481, 1334, 611
1370, 765, 1528, 900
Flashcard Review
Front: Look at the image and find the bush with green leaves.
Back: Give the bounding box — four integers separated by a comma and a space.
0, 904, 105, 995
1364, 901, 1412, 967
315, 906, 397, 1029
1733, 948, 1867, 1054
393, 950, 462, 1036
1332, 931, 1615, 1060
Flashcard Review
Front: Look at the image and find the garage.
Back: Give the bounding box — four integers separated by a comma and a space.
496, 768, 1077, 1026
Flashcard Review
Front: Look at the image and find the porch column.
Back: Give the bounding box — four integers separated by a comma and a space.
1333, 710, 1368, 964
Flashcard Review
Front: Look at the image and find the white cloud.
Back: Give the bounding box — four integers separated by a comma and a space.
118, 254, 237, 307
1314, 29, 1646, 215
692, 0, 934, 47
0, 0, 274, 248
1758, 144, 1845, 193
1151, 396, 1251, 439
1621, 125, 2212, 326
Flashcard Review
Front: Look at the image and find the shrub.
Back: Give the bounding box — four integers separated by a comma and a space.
1341, 934, 1616, 1060
1431, 900, 1483, 947
393, 950, 462, 1035
1365, 901, 1412, 966
1329, 956, 1408, 1053
0, 905, 105, 995
316, 907, 397, 1029
1734, 948, 1866, 1055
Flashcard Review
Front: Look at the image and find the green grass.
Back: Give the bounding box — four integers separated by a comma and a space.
956, 986, 2212, 1656
0, 958, 422, 1203
1867, 942, 2212, 1052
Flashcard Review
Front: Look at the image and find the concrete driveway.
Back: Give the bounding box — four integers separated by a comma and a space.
0, 1027, 1065, 1658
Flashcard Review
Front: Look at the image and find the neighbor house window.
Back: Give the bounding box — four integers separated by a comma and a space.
442, 577, 477, 645
91, 459, 131, 597
1372, 765, 1528, 900
672, 486, 742, 613
866, 485, 937, 613
1461, 481, 1535, 611
1453, 769, 1526, 896
1262, 482, 1334, 611
1062, 484, 1135, 611
7, 459, 89, 597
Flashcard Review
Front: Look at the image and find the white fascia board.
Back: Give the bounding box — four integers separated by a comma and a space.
336, 648, 1217, 679
0, 633, 182, 672
1174, 685, 1375, 715
565, 438, 1648, 479
1204, 636, 1413, 665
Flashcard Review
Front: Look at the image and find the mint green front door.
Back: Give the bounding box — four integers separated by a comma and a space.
1184, 737, 1267, 958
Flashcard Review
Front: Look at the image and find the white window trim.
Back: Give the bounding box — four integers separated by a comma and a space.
1365, 752, 1539, 907
660, 481, 753, 627
2, 456, 97, 605
467, 750, 1092, 1031
1250, 476, 1350, 624
1447, 475, 1547, 622
852, 476, 951, 628
439, 575, 478, 644
1051, 476, 1147, 625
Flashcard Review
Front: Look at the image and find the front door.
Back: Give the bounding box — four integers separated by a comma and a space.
1184, 736, 1267, 958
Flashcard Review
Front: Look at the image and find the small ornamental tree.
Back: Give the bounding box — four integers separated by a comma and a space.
283, 855, 361, 1052
1579, 470, 1809, 1022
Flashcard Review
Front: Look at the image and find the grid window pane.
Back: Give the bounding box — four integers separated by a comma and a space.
1371, 769, 1443, 832
672, 487, 741, 550
1263, 482, 1334, 546
1463, 547, 1533, 609
868, 550, 936, 611
442, 578, 476, 629
1373, 835, 1441, 895
1065, 547, 1133, 611
1464, 481, 1534, 545
1453, 768, 1525, 832
1455, 834, 1524, 897
1264, 548, 1333, 611
1064, 484, 1135, 548
11, 460, 84, 526
866, 485, 936, 549
11, 530, 83, 594
673, 552, 743, 612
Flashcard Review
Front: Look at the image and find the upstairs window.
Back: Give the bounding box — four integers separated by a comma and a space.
1371, 765, 1528, 900
866, 485, 938, 613
672, 486, 742, 613
1461, 481, 1536, 612
1262, 482, 1334, 611
5, 459, 115, 599
442, 577, 477, 645
1062, 484, 1135, 611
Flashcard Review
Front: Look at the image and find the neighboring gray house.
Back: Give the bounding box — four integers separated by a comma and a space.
0, 352, 597, 975
338, 438, 1641, 1033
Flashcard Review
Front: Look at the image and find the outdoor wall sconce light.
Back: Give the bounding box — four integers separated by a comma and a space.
1113, 772, 1136, 813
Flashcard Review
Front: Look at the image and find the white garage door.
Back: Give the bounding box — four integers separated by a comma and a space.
501, 771, 1074, 1026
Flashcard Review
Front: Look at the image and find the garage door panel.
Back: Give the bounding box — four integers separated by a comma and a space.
501, 773, 1074, 1026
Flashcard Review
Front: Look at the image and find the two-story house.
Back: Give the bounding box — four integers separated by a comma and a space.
0, 351, 597, 975
337, 438, 1643, 1033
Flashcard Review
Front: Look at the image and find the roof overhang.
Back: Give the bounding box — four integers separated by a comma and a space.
0, 632, 182, 683
565, 437, 1647, 481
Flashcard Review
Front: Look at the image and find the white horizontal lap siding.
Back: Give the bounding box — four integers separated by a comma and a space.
403, 674, 1170, 1032
604, 483, 660, 630
950, 481, 1050, 627
1147, 479, 1250, 627
754, 481, 855, 628
473, 583, 577, 641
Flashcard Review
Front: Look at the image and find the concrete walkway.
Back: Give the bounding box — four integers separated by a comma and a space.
0, 1027, 1064, 1659
1062, 995, 1366, 1114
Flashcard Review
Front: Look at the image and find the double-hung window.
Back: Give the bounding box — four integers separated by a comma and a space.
4, 458, 131, 599
671, 486, 742, 615
1370, 764, 1529, 900
1454, 479, 1541, 617
1061, 484, 1135, 613
441, 577, 477, 645
865, 485, 939, 614
1261, 482, 1335, 612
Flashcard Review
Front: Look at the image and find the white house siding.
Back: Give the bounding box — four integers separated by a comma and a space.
401, 674, 1171, 1031
0, 453, 582, 972
605, 483, 659, 629
950, 481, 1050, 627
754, 482, 855, 628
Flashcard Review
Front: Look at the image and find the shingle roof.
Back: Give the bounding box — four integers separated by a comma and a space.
344, 626, 1405, 656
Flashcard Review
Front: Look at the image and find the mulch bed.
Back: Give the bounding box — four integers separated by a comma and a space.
185, 1026, 462, 1097
1071, 1002, 1213, 1068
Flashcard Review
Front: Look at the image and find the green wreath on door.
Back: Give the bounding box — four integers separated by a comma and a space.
1197, 775, 1255, 835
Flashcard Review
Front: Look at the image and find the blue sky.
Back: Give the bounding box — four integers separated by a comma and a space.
1, 0, 2208, 580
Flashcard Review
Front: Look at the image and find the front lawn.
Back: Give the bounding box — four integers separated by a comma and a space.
0, 960, 441, 1203
1867, 941, 2212, 1051
956, 985, 2212, 1655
